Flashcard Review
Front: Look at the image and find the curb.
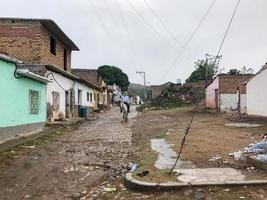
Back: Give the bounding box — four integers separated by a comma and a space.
125, 173, 267, 191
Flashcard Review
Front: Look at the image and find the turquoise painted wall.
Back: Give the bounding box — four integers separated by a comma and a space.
0, 59, 46, 127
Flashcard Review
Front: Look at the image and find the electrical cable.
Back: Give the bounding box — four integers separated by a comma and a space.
143, 0, 193, 58
46, 72, 76, 92
161, 0, 217, 80
117, 0, 138, 62
125, 0, 181, 52
89, 0, 113, 40
169, 0, 241, 174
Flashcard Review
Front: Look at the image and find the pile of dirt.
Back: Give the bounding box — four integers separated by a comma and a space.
138, 86, 204, 111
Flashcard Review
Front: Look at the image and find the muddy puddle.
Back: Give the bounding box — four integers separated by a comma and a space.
151, 139, 194, 169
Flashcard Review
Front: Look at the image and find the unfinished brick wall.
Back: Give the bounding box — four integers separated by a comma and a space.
0, 20, 43, 64
0, 19, 71, 72
218, 74, 254, 94
72, 69, 103, 86
40, 25, 72, 72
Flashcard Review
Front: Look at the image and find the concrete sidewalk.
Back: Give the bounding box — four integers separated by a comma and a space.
125, 168, 267, 191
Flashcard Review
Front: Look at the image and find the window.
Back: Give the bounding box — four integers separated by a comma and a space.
52, 91, 60, 111
50, 36, 56, 55
63, 48, 67, 71
29, 90, 40, 114
87, 92, 90, 101
90, 93, 93, 102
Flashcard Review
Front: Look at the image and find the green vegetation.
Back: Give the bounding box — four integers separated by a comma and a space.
98, 65, 130, 91
186, 54, 222, 83
127, 83, 148, 99
155, 132, 167, 139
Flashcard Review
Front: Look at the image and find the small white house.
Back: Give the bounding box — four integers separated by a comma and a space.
20, 64, 95, 121
247, 64, 267, 117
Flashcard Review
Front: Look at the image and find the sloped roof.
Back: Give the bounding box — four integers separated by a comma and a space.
0, 17, 79, 51
0, 54, 22, 64
246, 64, 267, 84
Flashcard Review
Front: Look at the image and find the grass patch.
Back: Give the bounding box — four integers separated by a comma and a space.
155, 132, 167, 139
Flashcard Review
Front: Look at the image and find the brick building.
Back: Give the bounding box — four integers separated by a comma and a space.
0, 17, 98, 121
0, 17, 79, 72
72, 69, 102, 86
72, 69, 108, 111
206, 74, 254, 112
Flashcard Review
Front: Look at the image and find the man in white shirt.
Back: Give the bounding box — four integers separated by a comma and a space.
121, 92, 130, 113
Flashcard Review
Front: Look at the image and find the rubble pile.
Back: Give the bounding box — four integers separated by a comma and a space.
230, 134, 267, 169
139, 86, 204, 111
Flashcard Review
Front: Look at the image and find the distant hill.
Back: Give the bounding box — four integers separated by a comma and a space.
128, 83, 148, 99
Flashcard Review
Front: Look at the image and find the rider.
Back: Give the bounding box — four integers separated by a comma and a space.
121, 92, 130, 113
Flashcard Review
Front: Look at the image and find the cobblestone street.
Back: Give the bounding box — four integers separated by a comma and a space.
0, 107, 137, 200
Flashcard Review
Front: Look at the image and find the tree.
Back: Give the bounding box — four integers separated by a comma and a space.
98, 65, 130, 91
240, 66, 254, 74
227, 66, 254, 75
186, 54, 222, 83
228, 69, 240, 75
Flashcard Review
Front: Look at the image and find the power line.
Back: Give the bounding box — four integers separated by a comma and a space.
216, 0, 241, 57
160, 0, 217, 80
169, 0, 242, 174
117, 0, 138, 63
143, 0, 193, 58
104, 0, 134, 63
125, 0, 181, 53
89, 0, 112, 40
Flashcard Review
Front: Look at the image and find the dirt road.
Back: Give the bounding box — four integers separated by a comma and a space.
0, 107, 136, 200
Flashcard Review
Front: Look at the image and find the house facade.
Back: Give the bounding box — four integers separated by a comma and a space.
206, 74, 254, 112
247, 64, 267, 117
0, 18, 78, 72
72, 69, 108, 111
0, 54, 50, 139
0, 18, 96, 121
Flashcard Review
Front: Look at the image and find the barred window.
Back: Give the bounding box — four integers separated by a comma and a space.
29, 90, 40, 114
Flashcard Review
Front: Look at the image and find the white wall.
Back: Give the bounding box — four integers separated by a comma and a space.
220, 94, 246, 112
74, 82, 94, 108
45, 70, 95, 119
46, 70, 73, 117
247, 69, 267, 116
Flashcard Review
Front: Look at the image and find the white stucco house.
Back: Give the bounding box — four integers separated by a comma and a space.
20, 64, 95, 121
247, 64, 267, 117
206, 74, 254, 112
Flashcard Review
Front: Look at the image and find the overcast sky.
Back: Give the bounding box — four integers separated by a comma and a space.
2, 0, 267, 85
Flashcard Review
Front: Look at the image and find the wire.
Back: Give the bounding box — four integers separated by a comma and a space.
216, 0, 241, 58
169, 0, 242, 174
104, 0, 134, 64
47, 73, 76, 92
161, 0, 217, 80
143, 0, 193, 58
125, 0, 181, 52
169, 102, 199, 174
117, 0, 138, 62
89, 0, 112, 40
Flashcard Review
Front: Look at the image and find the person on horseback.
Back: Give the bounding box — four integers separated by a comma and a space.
121, 92, 130, 113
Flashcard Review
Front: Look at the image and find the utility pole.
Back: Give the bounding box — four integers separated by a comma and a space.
205, 56, 209, 87
136, 71, 147, 100
136, 71, 146, 86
